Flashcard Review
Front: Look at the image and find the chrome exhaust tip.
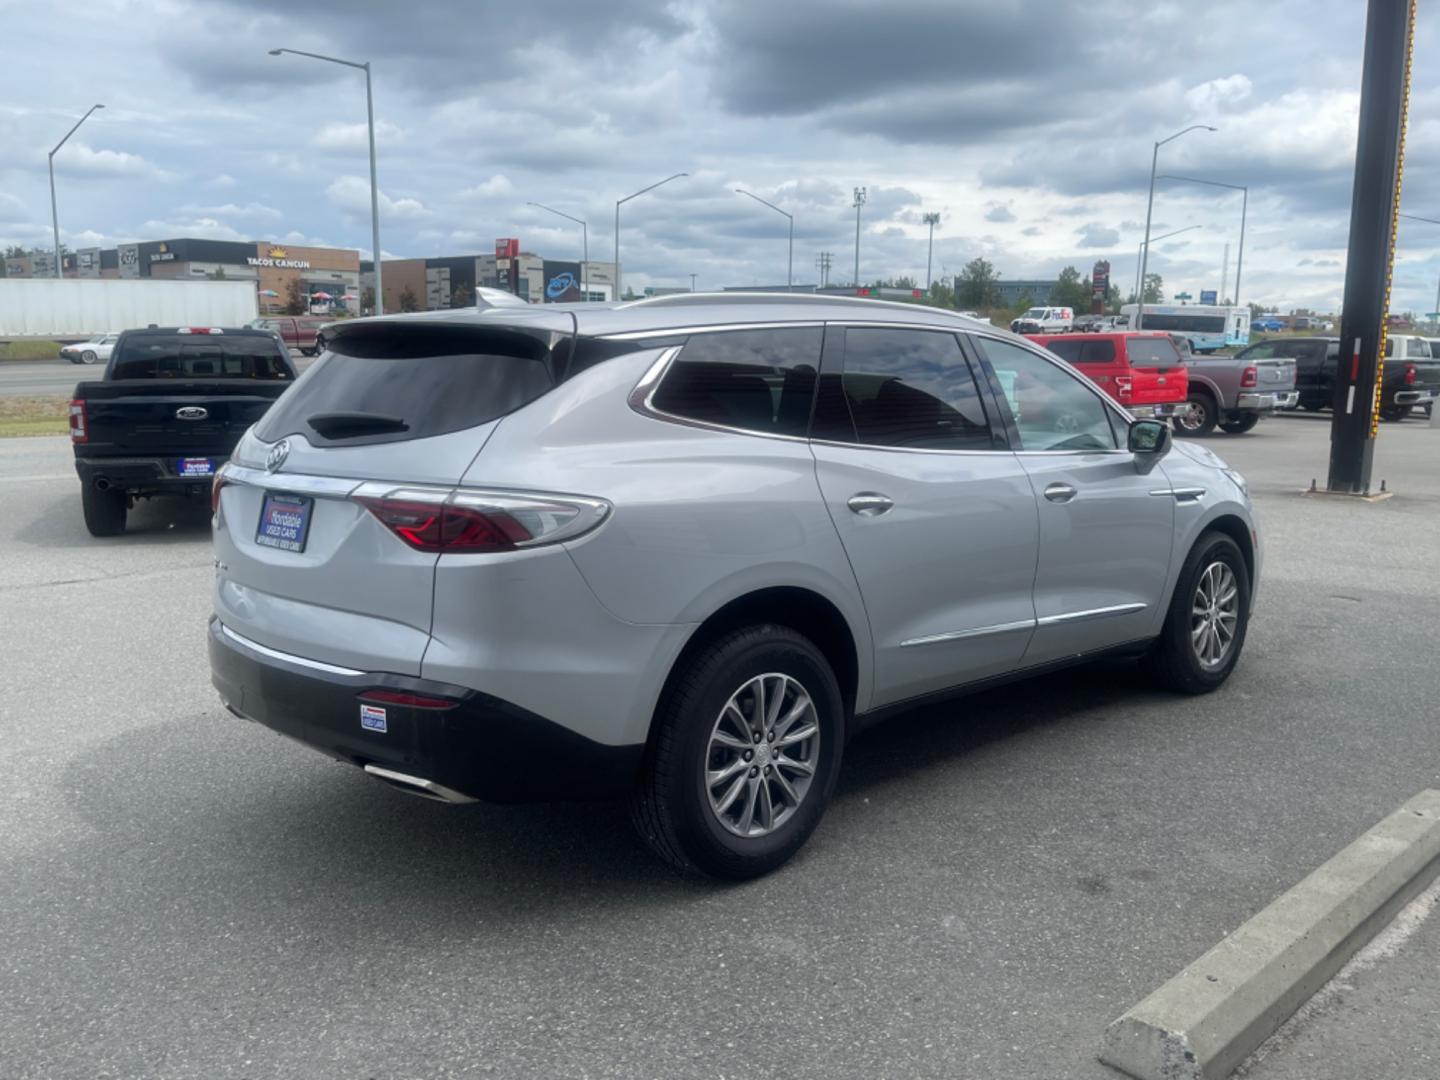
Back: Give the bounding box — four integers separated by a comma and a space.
362, 764, 478, 804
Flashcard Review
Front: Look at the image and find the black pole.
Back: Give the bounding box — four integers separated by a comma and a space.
1327, 0, 1415, 494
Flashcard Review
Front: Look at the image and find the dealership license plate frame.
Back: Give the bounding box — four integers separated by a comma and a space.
176, 457, 215, 477
255, 492, 313, 553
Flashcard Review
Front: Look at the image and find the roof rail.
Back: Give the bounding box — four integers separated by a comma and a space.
620, 290, 983, 322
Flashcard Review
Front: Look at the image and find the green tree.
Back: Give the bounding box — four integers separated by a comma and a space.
451, 283, 474, 307
284, 277, 308, 315
3, 245, 26, 258
1105, 282, 1122, 314
956, 257, 1000, 309
209, 266, 227, 281
1142, 273, 1164, 304
1048, 265, 1088, 310
398, 284, 420, 313
1013, 293, 1035, 313
927, 280, 956, 309
361, 285, 376, 313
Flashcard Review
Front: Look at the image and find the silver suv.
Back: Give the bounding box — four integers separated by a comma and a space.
209, 295, 1260, 878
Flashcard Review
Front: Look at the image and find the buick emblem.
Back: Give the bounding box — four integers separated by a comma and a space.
176, 406, 208, 421
266, 439, 290, 473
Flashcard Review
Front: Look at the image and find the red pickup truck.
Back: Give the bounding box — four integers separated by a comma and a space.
248, 316, 335, 357
1026, 332, 1190, 420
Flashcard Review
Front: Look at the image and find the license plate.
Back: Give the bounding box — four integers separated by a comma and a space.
255, 492, 313, 553
177, 457, 215, 477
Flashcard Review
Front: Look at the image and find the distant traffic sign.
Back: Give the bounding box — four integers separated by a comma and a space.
1174, 291, 1193, 300
1200, 290, 1217, 304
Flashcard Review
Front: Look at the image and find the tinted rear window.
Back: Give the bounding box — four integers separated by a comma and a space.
254, 323, 555, 446
110, 333, 292, 380
1124, 338, 1182, 366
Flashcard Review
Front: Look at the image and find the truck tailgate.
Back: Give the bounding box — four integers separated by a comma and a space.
1128, 364, 1189, 405
76, 380, 287, 457
1254, 358, 1297, 390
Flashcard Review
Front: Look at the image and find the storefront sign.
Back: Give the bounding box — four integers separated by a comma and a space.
543, 261, 582, 302
118, 244, 140, 278
149, 242, 176, 264
248, 246, 311, 270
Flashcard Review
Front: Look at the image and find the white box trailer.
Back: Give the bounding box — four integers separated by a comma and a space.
0, 279, 258, 339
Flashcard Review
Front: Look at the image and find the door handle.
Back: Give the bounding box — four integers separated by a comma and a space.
1043, 483, 1077, 503
847, 493, 894, 516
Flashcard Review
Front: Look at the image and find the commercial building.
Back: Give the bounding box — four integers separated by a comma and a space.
362, 246, 618, 311
4, 238, 362, 313
989, 279, 1060, 306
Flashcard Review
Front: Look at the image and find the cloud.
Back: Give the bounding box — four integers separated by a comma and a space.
984, 204, 1016, 223
1077, 223, 1120, 247
137, 216, 249, 241
311, 120, 404, 151
179, 202, 283, 222
53, 142, 174, 180
459, 175, 514, 199
326, 175, 430, 221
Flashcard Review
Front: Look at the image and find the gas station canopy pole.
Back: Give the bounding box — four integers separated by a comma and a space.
1327, 0, 1416, 494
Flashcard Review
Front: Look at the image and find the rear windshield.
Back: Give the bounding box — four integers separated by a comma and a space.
254, 323, 556, 446
109, 333, 293, 380
1124, 338, 1182, 366
1044, 338, 1116, 365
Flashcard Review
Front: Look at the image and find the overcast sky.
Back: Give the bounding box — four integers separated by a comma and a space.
3, 0, 1440, 312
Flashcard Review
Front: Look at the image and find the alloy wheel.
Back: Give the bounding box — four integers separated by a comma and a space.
705, 672, 820, 838
1191, 561, 1239, 669
1177, 400, 1207, 432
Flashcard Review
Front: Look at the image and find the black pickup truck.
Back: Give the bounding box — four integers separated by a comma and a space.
69, 326, 296, 535
1233, 336, 1440, 421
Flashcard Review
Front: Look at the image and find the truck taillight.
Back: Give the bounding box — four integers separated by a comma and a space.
1405, 362, 1416, 385
1241, 366, 1258, 388
68, 399, 87, 443
354, 489, 610, 554
1114, 375, 1133, 400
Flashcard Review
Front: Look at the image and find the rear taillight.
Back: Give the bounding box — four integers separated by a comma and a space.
355, 488, 610, 554
1114, 375, 1133, 401
211, 469, 230, 516
1405, 362, 1417, 385
357, 688, 458, 710
68, 399, 87, 443
1241, 366, 1258, 388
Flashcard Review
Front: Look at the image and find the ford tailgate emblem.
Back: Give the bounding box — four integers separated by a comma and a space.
266, 438, 290, 473
176, 406, 208, 421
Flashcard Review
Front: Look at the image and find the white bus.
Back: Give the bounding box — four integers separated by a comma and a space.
1121, 304, 1250, 353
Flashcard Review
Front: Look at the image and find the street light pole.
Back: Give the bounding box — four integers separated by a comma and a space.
735, 188, 794, 291
270, 48, 383, 314
1156, 175, 1248, 303
528, 202, 588, 299
1137, 125, 1217, 329
614, 172, 687, 301
48, 104, 104, 279
922, 211, 941, 292
852, 187, 867, 288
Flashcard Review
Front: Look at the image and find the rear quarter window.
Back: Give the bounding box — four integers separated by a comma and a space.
254, 322, 557, 446
649, 327, 821, 437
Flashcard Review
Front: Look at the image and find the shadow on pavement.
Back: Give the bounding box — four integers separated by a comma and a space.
13, 488, 212, 549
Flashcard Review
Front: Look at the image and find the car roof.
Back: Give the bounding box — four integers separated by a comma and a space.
344, 292, 1011, 341
120, 326, 277, 336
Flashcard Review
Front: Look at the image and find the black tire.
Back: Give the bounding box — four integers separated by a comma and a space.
1218, 413, 1261, 435
1380, 404, 1411, 422
1147, 531, 1250, 694
81, 485, 127, 537
1173, 390, 1218, 436
1300, 398, 1326, 412
81, 350, 97, 364
631, 624, 845, 880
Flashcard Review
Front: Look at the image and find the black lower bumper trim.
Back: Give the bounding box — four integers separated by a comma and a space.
208, 618, 643, 803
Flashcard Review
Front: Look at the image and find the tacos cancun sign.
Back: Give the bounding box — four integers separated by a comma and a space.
247, 247, 311, 270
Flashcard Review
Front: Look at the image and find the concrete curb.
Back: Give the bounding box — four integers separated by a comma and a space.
1099, 789, 1440, 1080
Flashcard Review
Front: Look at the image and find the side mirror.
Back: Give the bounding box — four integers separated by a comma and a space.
1128, 418, 1171, 456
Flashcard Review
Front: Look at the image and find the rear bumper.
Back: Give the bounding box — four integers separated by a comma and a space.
1236, 391, 1299, 410
1131, 402, 1185, 419
208, 618, 644, 803
75, 455, 228, 493
1394, 389, 1437, 405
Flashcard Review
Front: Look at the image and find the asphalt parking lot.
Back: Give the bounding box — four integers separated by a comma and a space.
2, 414, 1438, 1080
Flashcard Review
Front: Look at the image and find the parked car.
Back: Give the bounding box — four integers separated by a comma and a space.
249, 315, 335, 356
208, 295, 1261, 879
70, 326, 296, 536
1010, 306, 1073, 334
59, 332, 121, 365
1170, 338, 1299, 435
1239, 336, 1440, 421
1252, 317, 1286, 333
1025, 331, 1189, 421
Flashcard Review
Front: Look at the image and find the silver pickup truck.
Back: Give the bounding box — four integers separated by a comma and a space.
1168, 335, 1299, 435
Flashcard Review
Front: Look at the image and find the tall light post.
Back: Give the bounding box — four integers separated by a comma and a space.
49, 104, 104, 279
922, 211, 941, 292
735, 188, 793, 291
1157, 175, 1248, 303
527, 201, 588, 299
1137, 125, 1217, 328
1133, 224, 1204, 304
270, 48, 383, 314
614, 172, 686, 301
852, 186, 867, 288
